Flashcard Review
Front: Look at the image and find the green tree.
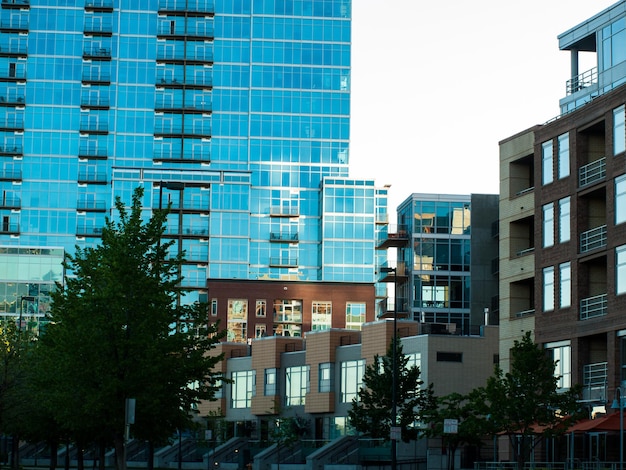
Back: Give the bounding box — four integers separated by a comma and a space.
421, 389, 492, 470
482, 331, 582, 470
348, 338, 434, 443
35, 187, 226, 470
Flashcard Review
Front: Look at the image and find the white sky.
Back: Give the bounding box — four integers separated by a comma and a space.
349, 0, 618, 218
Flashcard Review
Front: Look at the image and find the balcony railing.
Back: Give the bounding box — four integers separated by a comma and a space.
0, 221, 19, 234
0, 195, 20, 209
154, 99, 212, 113
270, 232, 299, 243
580, 293, 607, 320
83, 47, 111, 59
76, 200, 106, 211
156, 50, 214, 64
566, 67, 597, 95
77, 172, 107, 184
269, 206, 299, 217
158, 0, 215, 15
83, 20, 112, 35
0, 19, 28, 30
0, 144, 22, 156
269, 257, 298, 267
580, 224, 607, 253
79, 121, 109, 134
157, 24, 214, 39
0, 118, 24, 131
0, 169, 21, 180
152, 150, 210, 163
76, 225, 104, 237
581, 362, 607, 403
578, 157, 606, 188
78, 147, 108, 159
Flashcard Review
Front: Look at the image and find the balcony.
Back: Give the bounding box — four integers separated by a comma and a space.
154, 99, 212, 114
0, 221, 19, 234
0, 95, 24, 106
376, 224, 409, 249
157, 0, 215, 16
83, 20, 112, 36
0, 169, 21, 181
81, 72, 111, 85
83, 47, 111, 61
581, 362, 607, 403
156, 50, 214, 66
0, 195, 20, 209
157, 24, 214, 41
77, 172, 107, 185
0, 68, 25, 82
153, 124, 211, 139
76, 200, 106, 212
1, 0, 30, 10
84, 0, 113, 12
0, 43, 27, 58
80, 96, 110, 110
269, 206, 299, 217
269, 257, 298, 268
76, 225, 104, 237
156, 75, 213, 90
152, 150, 210, 164
579, 293, 607, 320
0, 144, 22, 156
79, 121, 109, 135
580, 225, 607, 254
566, 67, 597, 95
78, 146, 108, 160
270, 232, 299, 243
0, 117, 24, 132
0, 19, 28, 32
578, 157, 606, 188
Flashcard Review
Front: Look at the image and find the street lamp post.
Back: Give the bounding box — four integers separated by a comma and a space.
612, 387, 624, 470
381, 266, 398, 470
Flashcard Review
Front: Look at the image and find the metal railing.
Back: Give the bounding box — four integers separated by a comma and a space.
567, 67, 598, 95
580, 225, 607, 253
580, 293, 607, 320
578, 157, 606, 187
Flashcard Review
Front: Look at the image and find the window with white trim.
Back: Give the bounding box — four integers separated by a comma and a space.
559, 197, 570, 243
543, 266, 555, 312
618, 245, 626, 295
558, 133, 570, 179
617, 175, 626, 225
614, 104, 625, 155
542, 140, 553, 185
543, 203, 554, 248
559, 262, 571, 308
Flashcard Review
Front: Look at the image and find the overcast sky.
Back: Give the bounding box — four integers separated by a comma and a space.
349, 0, 618, 217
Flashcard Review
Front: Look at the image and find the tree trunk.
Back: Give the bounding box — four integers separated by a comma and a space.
48, 438, 58, 470
77, 445, 84, 470
113, 433, 126, 470
98, 441, 106, 470
10, 434, 19, 470
147, 441, 154, 470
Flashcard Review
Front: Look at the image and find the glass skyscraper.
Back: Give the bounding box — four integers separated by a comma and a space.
0, 0, 387, 328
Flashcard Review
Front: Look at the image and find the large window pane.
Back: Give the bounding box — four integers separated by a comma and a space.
542, 140, 553, 185
559, 197, 570, 243
543, 203, 554, 248
558, 133, 570, 179
340, 359, 364, 403
559, 262, 571, 308
285, 365, 309, 406
543, 266, 555, 312
618, 245, 626, 295
617, 175, 626, 225
614, 105, 625, 155
232, 370, 255, 409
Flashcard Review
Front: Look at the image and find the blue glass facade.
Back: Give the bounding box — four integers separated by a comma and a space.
0, 0, 385, 319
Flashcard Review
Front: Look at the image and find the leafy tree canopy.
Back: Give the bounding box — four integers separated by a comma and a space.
348, 338, 435, 443
30, 186, 226, 470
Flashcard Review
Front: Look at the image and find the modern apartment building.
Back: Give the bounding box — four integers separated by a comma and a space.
377, 193, 499, 335
0, 0, 388, 336
499, 0, 626, 408
200, 319, 499, 467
